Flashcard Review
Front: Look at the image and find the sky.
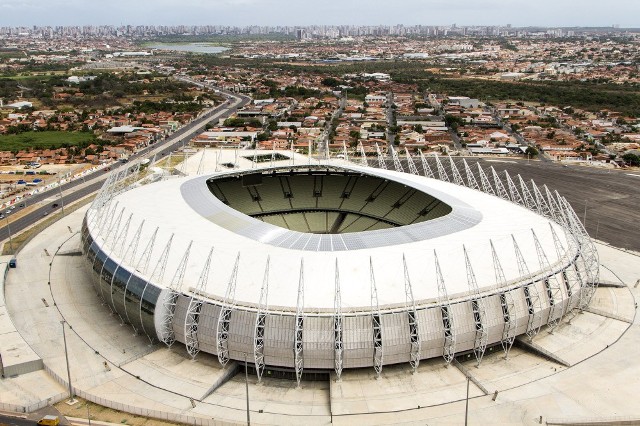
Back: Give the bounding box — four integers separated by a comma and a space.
0, 0, 638, 28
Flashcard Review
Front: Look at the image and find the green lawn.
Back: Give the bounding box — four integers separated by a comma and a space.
0, 131, 96, 151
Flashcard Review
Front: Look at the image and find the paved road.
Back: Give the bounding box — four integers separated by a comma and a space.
0, 88, 250, 245
0, 414, 36, 426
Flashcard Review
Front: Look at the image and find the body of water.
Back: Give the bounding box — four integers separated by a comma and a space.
148, 43, 228, 54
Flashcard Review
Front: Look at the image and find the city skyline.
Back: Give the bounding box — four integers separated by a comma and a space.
0, 0, 638, 28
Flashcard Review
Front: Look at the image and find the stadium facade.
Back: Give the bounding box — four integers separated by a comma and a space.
81, 151, 599, 384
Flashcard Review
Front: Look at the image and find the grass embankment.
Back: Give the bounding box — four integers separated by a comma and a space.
0, 131, 96, 152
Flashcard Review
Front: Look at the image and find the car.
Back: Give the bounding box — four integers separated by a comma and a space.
52, 203, 59, 208
5, 210, 11, 215
19, 203, 24, 208
9, 205, 15, 210
0, 214, 4, 219
43, 211, 49, 216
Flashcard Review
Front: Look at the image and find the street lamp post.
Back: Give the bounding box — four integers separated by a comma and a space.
61, 320, 74, 401
5, 215, 13, 253
57, 176, 65, 217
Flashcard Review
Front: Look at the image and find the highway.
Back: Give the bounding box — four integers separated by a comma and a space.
0, 86, 251, 247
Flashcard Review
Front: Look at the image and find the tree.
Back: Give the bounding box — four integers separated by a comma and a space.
525, 146, 539, 157
622, 153, 640, 166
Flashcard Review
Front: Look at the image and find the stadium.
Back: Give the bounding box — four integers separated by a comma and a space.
80, 150, 599, 384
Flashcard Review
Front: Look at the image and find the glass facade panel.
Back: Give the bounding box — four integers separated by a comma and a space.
123, 274, 147, 333
111, 265, 131, 323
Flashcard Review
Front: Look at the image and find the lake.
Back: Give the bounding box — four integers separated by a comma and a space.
148, 43, 228, 54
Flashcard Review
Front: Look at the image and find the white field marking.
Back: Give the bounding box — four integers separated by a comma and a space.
626, 173, 640, 177
484, 160, 517, 164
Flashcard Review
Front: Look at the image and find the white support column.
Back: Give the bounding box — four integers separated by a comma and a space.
463, 246, 488, 366
342, 141, 349, 163
308, 140, 312, 166
390, 145, 404, 173
254, 256, 270, 383
512, 235, 543, 339
433, 154, 450, 182
476, 164, 495, 195
532, 229, 565, 331
217, 253, 240, 367
369, 258, 384, 378
185, 247, 214, 359
418, 150, 435, 178
159, 241, 193, 346
491, 167, 510, 201
358, 142, 368, 167
375, 144, 387, 170
403, 255, 421, 372
406, 150, 419, 175
448, 156, 465, 186
334, 259, 344, 381
434, 250, 456, 364
294, 259, 305, 387
462, 159, 480, 190
490, 240, 517, 359
504, 171, 524, 206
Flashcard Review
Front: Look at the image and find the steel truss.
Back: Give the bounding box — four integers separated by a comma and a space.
217, 253, 240, 367
476, 164, 495, 195
369, 258, 384, 378
531, 180, 552, 219
334, 259, 344, 381
139, 234, 173, 342
532, 229, 565, 331
434, 154, 450, 182
491, 167, 510, 201
549, 223, 581, 316
406, 150, 419, 175
518, 175, 538, 211
254, 256, 271, 383
294, 259, 305, 387
159, 241, 193, 346
403, 255, 421, 372
448, 156, 465, 186
389, 145, 404, 172
375, 144, 387, 169
504, 171, 524, 206
462, 159, 480, 190
512, 235, 543, 339
197, 147, 207, 175
463, 246, 488, 366
358, 142, 368, 167
490, 240, 517, 358
434, 250, 456, 364
185, 247, 214, 359
418, 150, 435, 179
118, 220, 146, 329
557, 196, 600, 310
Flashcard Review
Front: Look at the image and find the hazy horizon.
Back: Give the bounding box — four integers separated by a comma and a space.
0, 0, 638, 28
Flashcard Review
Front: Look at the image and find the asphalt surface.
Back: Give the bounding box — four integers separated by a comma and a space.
0, 88, 250, 246
0, 414, 36, 426
394, 157, 640, 252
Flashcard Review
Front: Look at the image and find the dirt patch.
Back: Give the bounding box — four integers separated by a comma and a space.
54, 398, 183, 426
